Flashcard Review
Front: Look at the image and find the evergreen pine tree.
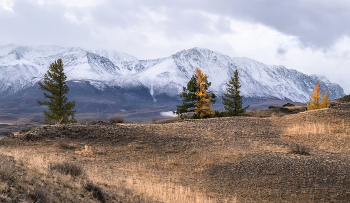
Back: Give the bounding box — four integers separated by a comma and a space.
174, 68, 216, 118
194, 68, 215, 119
174, 75, 199, 117
37, 59, 77, 124
222, 69, 249, 116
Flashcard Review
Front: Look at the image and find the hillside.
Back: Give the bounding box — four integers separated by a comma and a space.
1, 97, 350, 202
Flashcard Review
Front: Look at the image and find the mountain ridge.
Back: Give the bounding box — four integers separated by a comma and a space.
0, 45, 345, 104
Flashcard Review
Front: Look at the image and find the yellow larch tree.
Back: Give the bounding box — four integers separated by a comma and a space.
307, 81, 330, 110
307, 81, 321, 110
194, 68, 215, 119
320, 88, 330, 108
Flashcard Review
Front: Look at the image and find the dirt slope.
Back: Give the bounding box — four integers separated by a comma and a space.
1, 105, 350, 202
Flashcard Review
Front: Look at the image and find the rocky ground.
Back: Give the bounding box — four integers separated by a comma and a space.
1, 98, 350, 202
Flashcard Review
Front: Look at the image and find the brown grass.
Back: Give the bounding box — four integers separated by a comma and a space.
28, 187, 49, 203
246, 109, 287, 118
85, 183, 106, 203
0, 145, 236, 203
283, 118, 350, 153
110, 115, 125, 124
286, 119, 349, 135
50, 161, 84, 177
289, 144, 311, 155
2, 107, 350, 202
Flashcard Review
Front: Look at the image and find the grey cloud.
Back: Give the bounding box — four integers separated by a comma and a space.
276, 46, 287, 56
233, 0, 350, 49
90, 2, 136, 28
0, 1, 96, 48
214, 17, 232, 34
161, 10, 221, 40
2, 0, 350, 54
127, 0, 350, 50
88, 1, 234, 41
217, 0, 350, 49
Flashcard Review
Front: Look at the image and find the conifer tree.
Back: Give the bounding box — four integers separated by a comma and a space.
320, 88, 330, 108
174, 75, 199, 117
174, 68, 216, 117
222, 69, 249, 116
194, 68, 215, 119
307, 81, 321, 110
37, 59, 77, 124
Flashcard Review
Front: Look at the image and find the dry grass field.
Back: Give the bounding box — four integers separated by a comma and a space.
1, 99, 350, 202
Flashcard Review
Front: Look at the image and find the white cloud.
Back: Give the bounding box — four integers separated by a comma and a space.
0, 0, 14, 12
26, 0, 104, 7
57, 0, 105, 7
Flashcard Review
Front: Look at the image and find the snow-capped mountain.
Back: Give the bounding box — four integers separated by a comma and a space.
0, 45, 345, 103
132, 48, 345, 102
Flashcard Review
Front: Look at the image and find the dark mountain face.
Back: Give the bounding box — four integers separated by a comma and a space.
0, 79, 304, 123
0, 81, 180, 114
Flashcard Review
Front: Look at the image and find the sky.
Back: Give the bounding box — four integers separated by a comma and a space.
1, 0, 350, 93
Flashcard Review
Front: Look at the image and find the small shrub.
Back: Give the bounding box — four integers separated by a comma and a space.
0, 157, 17, 183
151, 119, 159, 124
28, 188, 48, 203
290, 144, 310, 156
271, 112, 286, 117
282, 103, 295, 107
214, 111, 226, 117
58, 142, 76, 150
50, 162, 83, 177
85, 183, 106, 203
0, 182, 8, 193
19, 129, 31, 134
110, 116, 124, 124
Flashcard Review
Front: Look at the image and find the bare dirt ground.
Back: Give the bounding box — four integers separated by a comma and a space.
1, 99, 350, 202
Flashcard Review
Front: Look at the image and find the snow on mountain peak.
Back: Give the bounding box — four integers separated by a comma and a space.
92, 50, 138, 62
0, 45, 345, 102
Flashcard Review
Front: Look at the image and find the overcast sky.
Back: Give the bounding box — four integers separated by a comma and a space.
1, 0, 350, 93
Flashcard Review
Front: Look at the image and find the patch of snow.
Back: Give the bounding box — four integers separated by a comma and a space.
160, 111, 177, 117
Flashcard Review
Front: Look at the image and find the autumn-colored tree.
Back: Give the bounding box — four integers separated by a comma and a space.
174, 69, 216, 117
307, 81, 321, 110
320, 88, 330, 108
222, 69, 249, 116
194, 68, 215, 119
307, 81, 330, 110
